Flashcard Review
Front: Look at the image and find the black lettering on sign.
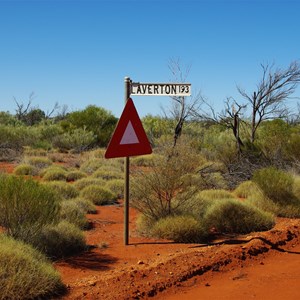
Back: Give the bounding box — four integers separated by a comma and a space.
154, 85, 159, 94
160, 85, 164, 93
165, 85, 170, 94
148, 85, 152, 94
171, 85, 176, 94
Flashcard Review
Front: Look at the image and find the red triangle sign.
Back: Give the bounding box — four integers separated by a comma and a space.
105, 98, 152, 158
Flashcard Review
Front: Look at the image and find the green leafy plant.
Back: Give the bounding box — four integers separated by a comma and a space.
13, 164, 36, 176
60, 201, 89, 229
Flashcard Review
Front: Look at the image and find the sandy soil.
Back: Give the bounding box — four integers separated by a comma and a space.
2, 161, 300, 299
55, 202, 300, 300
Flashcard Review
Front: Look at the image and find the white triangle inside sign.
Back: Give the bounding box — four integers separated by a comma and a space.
120, 121, 140, 145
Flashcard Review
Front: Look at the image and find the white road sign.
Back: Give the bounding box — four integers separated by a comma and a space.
131, 82, 191, 96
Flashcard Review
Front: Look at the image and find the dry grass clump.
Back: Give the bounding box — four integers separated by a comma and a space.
36, 221, 86, 259
66, 170, 87, 182
73, 177, 106, 191
0, 234, 65, 299
42, 168, 67, 181
92, 169, 123, 181
105, 179, 124, 199
13, 164, 36, 176
151, 215, 207, 243
80, 185, 117, 205
0, 174, 60, 245
24, 156, 52, 170
80, 158, 103, 174
60, 200, 89, 229
234, 180, 260, 198
204, 199, 275, 234
73, 198, 97, 214
197, 189, 234, 201
45, 181, 79, 199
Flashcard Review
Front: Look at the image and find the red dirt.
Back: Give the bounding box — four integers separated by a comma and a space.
2, 162, 300, 299
55, 202, 300, 300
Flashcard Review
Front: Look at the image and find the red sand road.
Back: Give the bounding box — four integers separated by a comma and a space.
158, 241, 300, 300
55, 202, 300, 300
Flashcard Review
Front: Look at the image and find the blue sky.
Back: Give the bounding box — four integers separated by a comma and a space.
0, 0, 300, 118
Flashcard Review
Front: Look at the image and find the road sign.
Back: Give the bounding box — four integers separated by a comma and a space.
131, 82, 191, 96
105, 98, 152, 159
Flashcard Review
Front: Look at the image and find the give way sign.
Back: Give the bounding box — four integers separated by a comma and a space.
105, 98, 152, 158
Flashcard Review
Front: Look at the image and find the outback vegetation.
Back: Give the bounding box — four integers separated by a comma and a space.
0, 60, 300, 298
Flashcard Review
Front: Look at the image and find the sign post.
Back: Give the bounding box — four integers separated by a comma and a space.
124, 77, 131, 246
105, 77, 191, 246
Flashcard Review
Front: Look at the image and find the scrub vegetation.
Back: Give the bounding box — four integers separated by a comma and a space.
0, 59, 300, 297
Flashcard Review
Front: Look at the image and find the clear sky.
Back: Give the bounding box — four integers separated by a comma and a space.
0, 0, 300, 118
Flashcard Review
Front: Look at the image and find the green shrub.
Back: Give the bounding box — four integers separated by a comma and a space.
92, 169, 123, 180
234, 180, 260, 198
0, 234, 65, 299
135, 214, 156, 237
204, 199, 275, 234
52, 128, 96, 151
151, 215, 207, 243
74, 177, 106, 191
131, 154, 156, 167
13, 164, 36, 176
43, 168, 67, 181
80, 185, 117, 205
60, 201, 89, 229
66, 170, 87, 182
39, 165, 67, 177
197, 189, 234, 201
25, 156, 52, 169
105, 179, 124, 198
293, 176, 300, 200
73, 198, 97, 214
253, 167, 294, 204
45, 181, 79, 199
0, 175, 60, 244
80, 158, 103, 174
36, 221, 86, 259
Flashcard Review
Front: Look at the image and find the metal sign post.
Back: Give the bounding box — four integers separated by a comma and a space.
105, 77, 191, 246
124, 77, 131, 245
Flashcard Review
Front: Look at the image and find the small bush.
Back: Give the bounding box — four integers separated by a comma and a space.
0, 234, 65, 299
45, 181, 79, 199
204, 199, 275, 234
74, 177, 106, 191
80, 185, 117, 205
43, 168, 67, 181
135, 214, 156, 236
60, 201, 89, 229
92, 169, 123, 180
197, 189, 234, 201
131, 154, 156, 167
253, 167, 294, 204
13, 164, 36, 176
36, 221, 86, 259
25, 156, 52, 169
73, 198, 97, 214
80, 158, 103, 174
234, 180, 260, 198
66, 170, 87, 182
293, 176, 300, 200
105, 179, 124, 198
0, 175, 60, 244
151, 215, 208, 243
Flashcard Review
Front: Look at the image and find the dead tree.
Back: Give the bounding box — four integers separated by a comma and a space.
237, 61, 300, 143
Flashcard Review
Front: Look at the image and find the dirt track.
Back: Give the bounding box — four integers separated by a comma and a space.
55, 202, 300, 300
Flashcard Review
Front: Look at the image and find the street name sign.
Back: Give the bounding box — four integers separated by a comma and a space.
131, 82, 191, 96
105, 98, 152, 159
